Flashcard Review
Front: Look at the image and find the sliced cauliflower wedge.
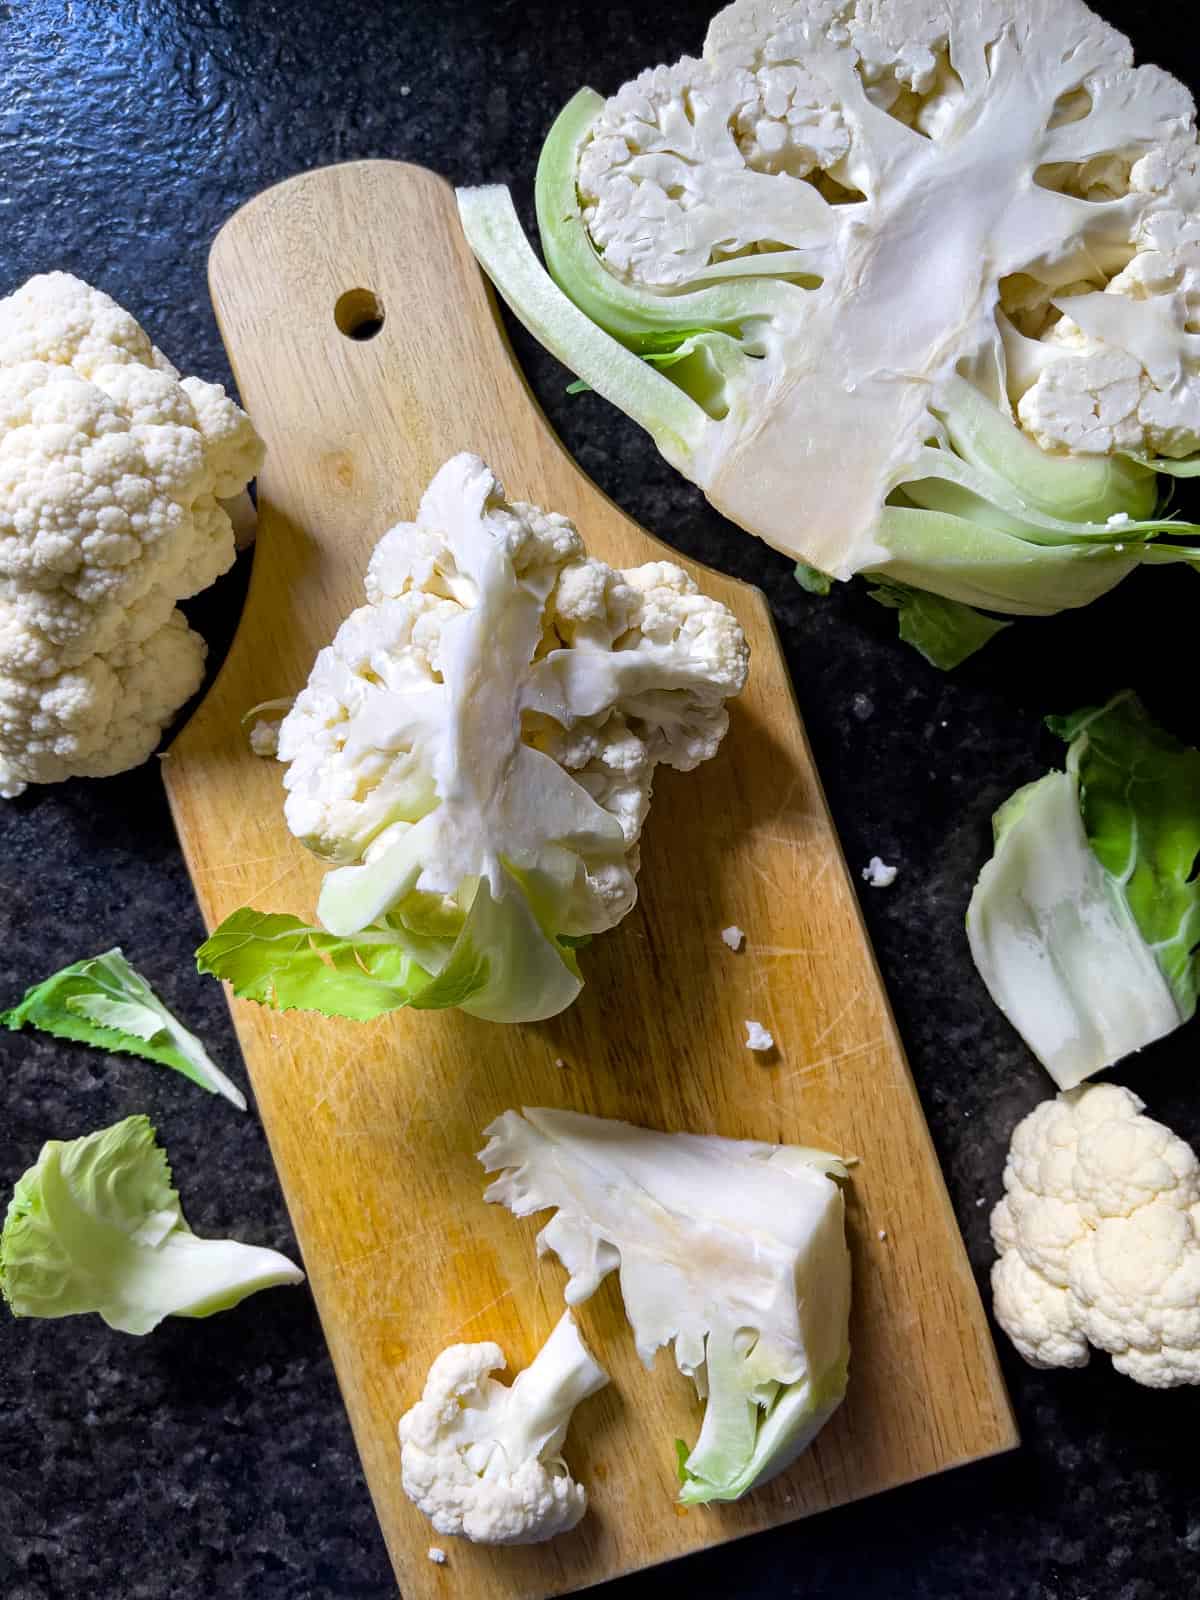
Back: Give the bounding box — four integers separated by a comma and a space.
398, 1311, 608, 1545
480, 1107, 852, 1504
460, 0, 1200, 667
197, 453, 748, 1025
992, 1085, 1200, 1388
0, 272, 263, 796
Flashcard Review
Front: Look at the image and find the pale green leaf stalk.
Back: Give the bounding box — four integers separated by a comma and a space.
0, 1116, 303, 1333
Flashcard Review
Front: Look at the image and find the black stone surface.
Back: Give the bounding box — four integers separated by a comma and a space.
2, 2, 1199, 1596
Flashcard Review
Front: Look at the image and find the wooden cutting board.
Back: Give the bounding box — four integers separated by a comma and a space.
164, 161, 1016, 1598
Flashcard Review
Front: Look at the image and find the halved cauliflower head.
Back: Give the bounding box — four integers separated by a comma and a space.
0, 273, 263, 798
277, 452, 748, 942
460, 0, 1200, 634
398, 1312, 608, 1546
991, 1084, 1200, 1387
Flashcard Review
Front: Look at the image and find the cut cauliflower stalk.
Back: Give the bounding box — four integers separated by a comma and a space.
198, 451, 748, 1025
0, 273, 263, 797
992, 1084, 1200, 1388
480, 1107, 851, 1504
398, 1310, 608, 1545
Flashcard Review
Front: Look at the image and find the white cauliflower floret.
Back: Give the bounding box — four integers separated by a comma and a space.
1019, 136, 1200, 458
0, 274, 263, 796
398, 1312, 608, 1546
991, 1084, 1200, 1387
277, 453, 748, 940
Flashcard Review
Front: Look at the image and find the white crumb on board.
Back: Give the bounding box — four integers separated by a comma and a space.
744, 1019, 774, 1052
721, 924, 746, 951
862, 855, 898, 888
249, 719, 280, 757
878, 1229, 888, 1241
554, 1057, 567, 1069
428, 1547, 447, 1565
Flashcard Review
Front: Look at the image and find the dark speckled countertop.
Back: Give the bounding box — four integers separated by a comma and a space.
2, 2, 1199, 1596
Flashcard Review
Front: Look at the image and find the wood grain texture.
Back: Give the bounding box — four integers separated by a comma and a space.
164, 161, 1016, 1598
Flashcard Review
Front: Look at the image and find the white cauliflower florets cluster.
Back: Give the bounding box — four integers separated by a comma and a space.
277, 453, 747, 938
398, 1313, 608, 1546
579, 54, 850, 288
1020, 138, 1200, 458
992, 1084, 1200, 1388
0, 273, 263, 797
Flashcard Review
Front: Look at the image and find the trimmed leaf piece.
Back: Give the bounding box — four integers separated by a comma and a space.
198, 874, 584, 1026
967, 691, 1200, 1086
3, 948, 246, 1110
480, 1107, 851, 1504
867, 580, 1011, 670
0, 1115, 303, 1333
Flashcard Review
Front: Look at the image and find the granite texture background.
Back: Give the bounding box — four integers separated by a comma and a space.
1, 1, 1199, 1596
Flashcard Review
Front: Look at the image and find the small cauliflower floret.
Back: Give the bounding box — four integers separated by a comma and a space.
991, 1084, 1200, 1387
398, 1311, 608, 1546
0, 273, 263, 796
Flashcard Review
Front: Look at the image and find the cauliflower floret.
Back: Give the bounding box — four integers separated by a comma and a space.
991, 1084, 1200, 1387
1018, 137, 1200, 458
0, 272, 177, 378
398, 1312, 608, 1546
0, 274, 263, 796
277, 453, 748, 938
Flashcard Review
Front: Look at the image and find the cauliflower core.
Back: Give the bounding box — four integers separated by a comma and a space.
0, 273, 263, 797
992, 1084, 1200, 1388
398, 1311, 608, 1545
277, 452, 748, 944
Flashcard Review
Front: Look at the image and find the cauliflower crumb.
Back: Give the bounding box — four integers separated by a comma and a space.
249, 719, 280, 758
744, 1019, 774, 1052
427, 1548, 447, 1565
554, 1057, 567, 1069
720, 924, 746, 951
862, 856, 898, 888
877, 1229, 888, 1242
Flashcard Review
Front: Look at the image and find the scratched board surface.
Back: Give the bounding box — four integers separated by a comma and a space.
162, 161, 1016, 1598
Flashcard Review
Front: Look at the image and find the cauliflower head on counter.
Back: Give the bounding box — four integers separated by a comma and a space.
0, 272, 263, 797
398, 1312, 608, 1545
992, 1084, 1200, 1387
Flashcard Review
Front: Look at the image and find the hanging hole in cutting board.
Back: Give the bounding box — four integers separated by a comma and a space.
335, 287, 385, 340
